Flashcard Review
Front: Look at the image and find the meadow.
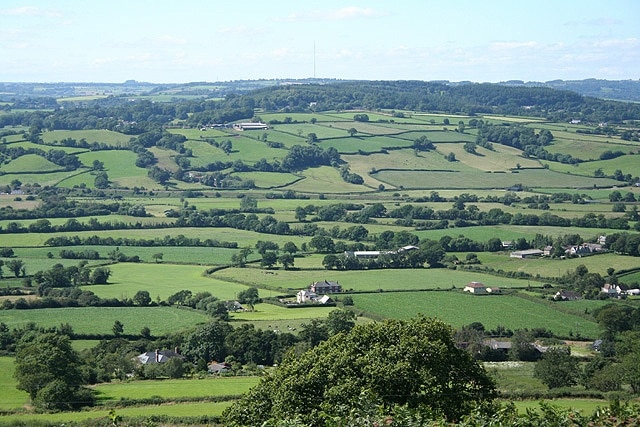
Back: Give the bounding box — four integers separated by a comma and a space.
82, 263, 255, 301
211, 266, 543, 293
0, 306, 211, 336
351, 292, 602, 338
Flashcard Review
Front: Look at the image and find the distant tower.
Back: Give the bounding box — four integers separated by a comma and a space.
313, 42, 316, 79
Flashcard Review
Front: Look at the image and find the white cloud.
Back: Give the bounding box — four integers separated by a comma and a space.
152, 35, 187, 45
489, 41, 538, 51
1, 6, 61, 17
281, 6, 385, 22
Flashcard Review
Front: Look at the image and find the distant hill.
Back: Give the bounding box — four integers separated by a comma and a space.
2, 78, 640, 103
498, 79, 640, 103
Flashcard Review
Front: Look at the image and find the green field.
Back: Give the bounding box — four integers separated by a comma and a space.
81, 263, 254, 301
351, 292, 602, 338
40, 129, 132, 147
0, 357, 29, 410
94, 376, 259, 402
0, 306, 211, 335
373, 168, 622, 189
212, 266, 543, 293
0, 154, 64, 173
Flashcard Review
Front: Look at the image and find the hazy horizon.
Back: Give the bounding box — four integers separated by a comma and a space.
1, 0, 638, 84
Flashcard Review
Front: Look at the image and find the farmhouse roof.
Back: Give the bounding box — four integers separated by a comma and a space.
136, 349, 184, 364
466, 282, 485, 288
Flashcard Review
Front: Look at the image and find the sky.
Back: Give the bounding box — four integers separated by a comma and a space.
0, 0, 638, 83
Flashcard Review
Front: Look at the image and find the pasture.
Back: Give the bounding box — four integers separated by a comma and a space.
373, 168, 622, 189
0, 356, 29, 410
0, 402, 232, 424
40, 129, 132, 147
94, 376, 259, 402
83, 263, 255, 301
0, 154, 63, 173
0, 306, 211, 336
211, 266, 543, 293
351, 292, 602, 338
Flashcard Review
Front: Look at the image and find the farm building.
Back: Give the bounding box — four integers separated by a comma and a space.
310, 280, 342, 294
554, 290, 582, 301
233, 122, 269, 131
208, 361, 231, 374
510, 249, 544, 258
566, 243, 603, 256
344, 245, 418, 259
296, 290, 317, 303
136, 349, 184, 365
344, 250, 381, 259
463, 282, 487, 294
601, 283, 628, 297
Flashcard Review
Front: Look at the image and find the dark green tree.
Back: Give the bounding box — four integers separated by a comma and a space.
533, 347, 579, 389
237, 287, 261, 310
14, 333, 94, 410
133, 290, 151, 306
260, 251, 278, 269
112, 320, 124, 337
326, 309, 356, 335
182, 320, 232, 364
221, 317, 496, 426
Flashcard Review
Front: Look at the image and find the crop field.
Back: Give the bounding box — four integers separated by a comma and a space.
351, 292, 602, 338
438, 143, 543, 172
0, 306, 210, 335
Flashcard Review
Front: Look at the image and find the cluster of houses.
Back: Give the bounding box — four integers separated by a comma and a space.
135, 349, 237, 375
296, 280, 342, 304
510, 241, 605, 259
552, 283, 640, 301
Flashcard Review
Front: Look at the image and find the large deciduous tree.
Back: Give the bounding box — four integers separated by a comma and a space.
222, 316, 496, 426
14, 333, 94, 410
